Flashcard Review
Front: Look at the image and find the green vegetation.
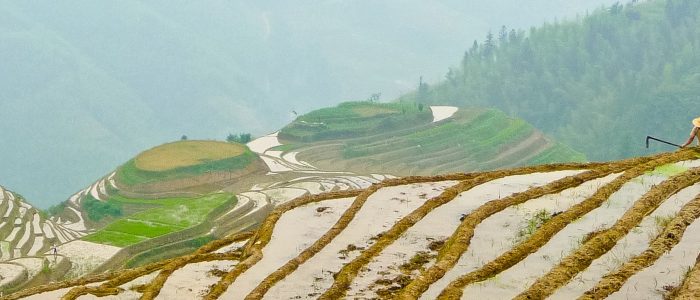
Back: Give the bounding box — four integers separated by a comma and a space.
517, 209, 553, 242
134, 141, 248, 172
340, 109, 585, 170
649, 163, 689, 177
527, 144, 587, 166
81, 195, 123, 222
46, 202, 67, 217
41, 258, 51, 275
343, 109, 530, 159
116, 141, 257, 186
280, 101, 433, 142
269, 144, 299, 152
84, 231, 149, 247
227, 133, 252, 144
83, 193, 234, 247
408, 0, 700, 161
285, 106, 584, 175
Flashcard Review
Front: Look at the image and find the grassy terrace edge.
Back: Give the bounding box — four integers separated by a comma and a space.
279, 101, 433, 143
433, 151, 696, 299
116, 148, 257, 186
243, 161, 606, 299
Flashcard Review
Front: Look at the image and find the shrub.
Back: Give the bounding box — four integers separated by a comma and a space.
47, 202, 67, 216
81, 195, 123, 222
226, 133, 252, 144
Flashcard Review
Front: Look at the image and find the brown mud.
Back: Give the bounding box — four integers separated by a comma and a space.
515, 164, 700, 299
435, 150, 698, 299
579, 192, 700, 299
319, 163, 599, 300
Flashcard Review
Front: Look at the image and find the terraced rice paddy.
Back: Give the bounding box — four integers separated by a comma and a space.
0, 186, 91, 293
82, 193, 234, 247
279, 101, 433, 143
8, 149, 700, 299
0, 131, 391, 295
291, 107, 585, 176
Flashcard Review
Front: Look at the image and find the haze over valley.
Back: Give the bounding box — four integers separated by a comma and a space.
1, 0, 618, 207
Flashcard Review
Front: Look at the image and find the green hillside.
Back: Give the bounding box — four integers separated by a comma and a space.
407, 0, 700, 161
283, 104, 585, 175
280, 101, 432, 142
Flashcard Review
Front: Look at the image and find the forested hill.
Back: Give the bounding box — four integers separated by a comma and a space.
410, 0, 700, 161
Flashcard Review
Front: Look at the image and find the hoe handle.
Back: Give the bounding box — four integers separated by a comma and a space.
646, 136, 682, 148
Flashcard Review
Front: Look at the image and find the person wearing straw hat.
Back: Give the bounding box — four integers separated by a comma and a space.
681, 117, 700, 148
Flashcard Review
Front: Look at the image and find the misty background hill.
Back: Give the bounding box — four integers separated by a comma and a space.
1, 0, 618, 207
408, 0, 700, 161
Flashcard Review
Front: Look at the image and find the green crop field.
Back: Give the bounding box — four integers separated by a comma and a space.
647, 163, 689, 177
83, 193, 234, 247
83, 231, 149, 246
279, 101, 433, 142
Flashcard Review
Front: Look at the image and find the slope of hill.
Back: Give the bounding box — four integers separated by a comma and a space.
408, 0, 700, 161
0, 135, 397, 293
0, 186, 89, 294
8, 148, 700, 299
0, 0, 620, 208
280, 102, 585, 175
0, 104, 585, 295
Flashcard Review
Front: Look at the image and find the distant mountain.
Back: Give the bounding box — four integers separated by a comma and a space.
0, 0, 618, 207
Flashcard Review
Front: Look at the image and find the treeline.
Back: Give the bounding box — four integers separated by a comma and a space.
409, 0, 700, 160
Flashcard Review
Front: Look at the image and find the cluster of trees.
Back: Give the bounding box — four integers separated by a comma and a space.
410, 0, 700, 160
47, 202, 66, 217
176, 134, 252, 144
226, 133, 252, 144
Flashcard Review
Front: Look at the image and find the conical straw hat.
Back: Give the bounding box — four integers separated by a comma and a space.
694, 117, 700, 127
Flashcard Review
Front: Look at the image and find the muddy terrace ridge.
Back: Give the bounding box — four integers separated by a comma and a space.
5, 148, 700, 300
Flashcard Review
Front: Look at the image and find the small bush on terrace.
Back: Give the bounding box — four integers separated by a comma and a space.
82, 195, 123, 222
